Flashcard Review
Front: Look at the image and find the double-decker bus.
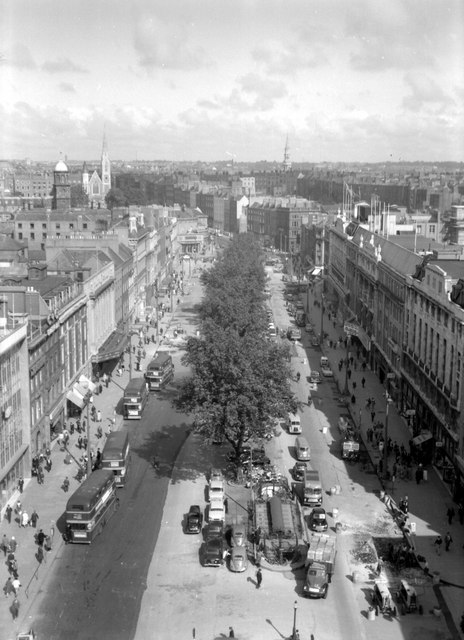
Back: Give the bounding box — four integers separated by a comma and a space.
145, 352, 174, 391
65, 470, 118, 544
123, 377, 148, 419
101, 430, 130, 487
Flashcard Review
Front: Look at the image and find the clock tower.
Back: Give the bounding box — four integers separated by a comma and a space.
101, 132, 111, 197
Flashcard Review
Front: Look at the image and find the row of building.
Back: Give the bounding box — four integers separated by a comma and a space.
0, 159, 209, 516
295, 206, 464, 505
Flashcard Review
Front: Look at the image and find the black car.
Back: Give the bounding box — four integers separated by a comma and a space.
204, 521, 224, 541
308, 507, 328, 532
239, 445, 270, 467
201, 537, 224, 567
186, 505, 203, 534
292, 461, 308, 481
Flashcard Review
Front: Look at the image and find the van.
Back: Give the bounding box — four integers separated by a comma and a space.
288, 412, 302, 434
320, 356, 329, 368
296, 436, 311, 461
268, 323, 277, 338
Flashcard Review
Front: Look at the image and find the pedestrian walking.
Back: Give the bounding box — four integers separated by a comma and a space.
458, 504, 464, 525
62, 476, 70, 493
16, 500, 22, 514
229, 626, 235, 637
256, 568, 262, 589
3, 576, 14, 597
8, 557, 18, 579
351, 394, 356, 404
18, 476, 24, 493
371, 411, 376, 423
347, 369, 352, 380
10, 597, 20, 620
447, 506, 455, 525
12, 577, 21, 596
434, 535, 443, 555
361, 377, 366, 388
30, 510, 39, 528
37, 529, 45, 547
5, 504, 12, 524
444, 532, 453, 552
352, 381, 357, 391
78, 435, 83, 449
97, 410, 102, 423
10, 536, 17, 553
415, 465, 423, 485
1, 534, 8, 556
21, 511, 29, 527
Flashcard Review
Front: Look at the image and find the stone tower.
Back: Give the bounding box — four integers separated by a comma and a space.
52, 159, 71, 211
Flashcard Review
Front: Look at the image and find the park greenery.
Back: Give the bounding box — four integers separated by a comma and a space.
177, 234, 297, 463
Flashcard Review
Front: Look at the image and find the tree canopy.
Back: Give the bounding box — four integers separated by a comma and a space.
176, 234, 297, 460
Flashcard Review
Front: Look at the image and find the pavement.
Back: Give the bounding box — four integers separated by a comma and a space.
1, 259, 463, 640
0, 263, 200, 640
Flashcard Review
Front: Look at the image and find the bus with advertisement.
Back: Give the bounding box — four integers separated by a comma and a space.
65, 470, 118, 544
145, 352, 174, 391
101, 430, 130, 487
123, 377, 148, 419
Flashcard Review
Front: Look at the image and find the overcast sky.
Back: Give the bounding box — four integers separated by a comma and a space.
1, 0, 463, 163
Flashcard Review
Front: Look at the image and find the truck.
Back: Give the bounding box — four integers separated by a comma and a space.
341, 437, 360, 461
295, 310, 306, 327
303, 469, 322, 507
303, 533, 336, 599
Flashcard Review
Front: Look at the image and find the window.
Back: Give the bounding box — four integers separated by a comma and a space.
30, 232, 35, 240
18, 223, 22, 229
18, 232, 23, 240
69, 223, 74, 230
83, 223, 88, 229
55, 224, 60, 230
42, 223, 46, 229
42, 233, 47, 239
30, 223, 34, 229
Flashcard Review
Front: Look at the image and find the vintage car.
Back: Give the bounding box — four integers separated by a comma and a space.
185, 505, 203, 534
308, 507, 328, 532
229, 546, 249, 572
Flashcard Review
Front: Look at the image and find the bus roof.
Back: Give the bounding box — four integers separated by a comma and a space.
66, 469, 115, 511
147, 352, 172, 368
124, 377, 146, 395
102, 431, 129, 460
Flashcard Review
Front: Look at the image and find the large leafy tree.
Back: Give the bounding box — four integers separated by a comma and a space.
176, 234, 297, 462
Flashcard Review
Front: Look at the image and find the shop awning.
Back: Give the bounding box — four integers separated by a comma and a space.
66, 389, 85, 409
78, 375, 96, 393
92, 330, 128, 364
413, 431, 433, 446
310, 267, 323, 277
73, 383, 90, 400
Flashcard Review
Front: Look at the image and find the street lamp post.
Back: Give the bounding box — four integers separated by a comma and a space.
383, 391, 392, 479
292, 601, 298, 640
86, 397, 92, 477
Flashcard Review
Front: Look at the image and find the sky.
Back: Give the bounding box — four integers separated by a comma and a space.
1, 0, 463, 163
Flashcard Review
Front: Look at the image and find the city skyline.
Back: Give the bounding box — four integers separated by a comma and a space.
1, 0, 463, 164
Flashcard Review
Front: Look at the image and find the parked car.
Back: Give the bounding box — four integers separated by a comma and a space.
201, 537, 224, 567
310, 371, 321, 384
208, 478, 225, 502
230, 524, 246, 547
311, 336, 320, 347
305, 324, 313, 333
308, 507, 328, 532
239, 445, 271, 467
229, 546, 249, 572
292, 461, 308, 481
204, 522, 224, 541
208, 498, 226, 522
185, 505, 203, 534
210, 468, 223, 483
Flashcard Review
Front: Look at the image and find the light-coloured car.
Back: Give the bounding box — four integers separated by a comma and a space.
229, 546, 249, 572
310, 371, 321, 384
208, 498, 225, 522
231, 525, 246, 547
321, 365, 333, 377
208, 479, 225, 502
